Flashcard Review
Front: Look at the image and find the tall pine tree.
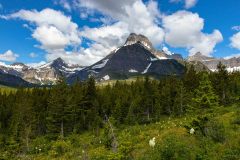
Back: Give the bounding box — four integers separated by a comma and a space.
192, 73, 219, 109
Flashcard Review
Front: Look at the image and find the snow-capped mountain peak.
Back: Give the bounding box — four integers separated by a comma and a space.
124, 33, 154, 51
0, 57, 85, 85
187, 52, 240, 72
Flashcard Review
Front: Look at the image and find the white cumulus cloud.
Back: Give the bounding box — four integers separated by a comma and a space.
163, 11, 223, 56
230, 32, 240, 50
170, 0, 198, 9
4, 8, 81, 64
32, 25, 70, 50
185, 0, 198, 9
0, 50, 19, 62
55, 0, 72, 12
75, 0, 164, 64
1, 1, 223, 65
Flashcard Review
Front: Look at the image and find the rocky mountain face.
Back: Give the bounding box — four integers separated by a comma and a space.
68, 33, 186, 83
4, 33, 229, 86
188, 52, 240, 72
0, 72, 34, 87
0, 58, 84, 85
124, 33, 183, 60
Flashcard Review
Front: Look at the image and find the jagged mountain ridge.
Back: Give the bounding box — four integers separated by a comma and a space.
124, 33, 182, 60
67, 34, 186, 83
0, 33, 186, 85
0, 72, 34, 87
188, 52, 240, 72
6, 33, 240, 85
0, 58, 84, 85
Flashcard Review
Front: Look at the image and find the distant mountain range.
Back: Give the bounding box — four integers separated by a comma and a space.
188, 52, 240, 72
0, 58, 83, 86
0, 33, 239, 87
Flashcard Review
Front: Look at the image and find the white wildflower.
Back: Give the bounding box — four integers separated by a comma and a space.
190, 128, 195, 134
149, 137, 156, 147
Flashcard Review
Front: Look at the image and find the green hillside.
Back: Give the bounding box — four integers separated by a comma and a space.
2, 105, 239, 160
0, 64, 239, 159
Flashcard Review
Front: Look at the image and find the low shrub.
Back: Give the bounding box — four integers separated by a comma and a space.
232, 111, 240, 125
205, 120, 226, 143
49, 140, 71, 157
29, 136, 51, 154
144, 134, 197, 160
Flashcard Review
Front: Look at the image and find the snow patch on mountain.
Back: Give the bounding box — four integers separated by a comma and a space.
62, 66, 83, 72
88, 70, 99, 74
150, 57, 158, 61
102, 75, 110, 81
38, 61, 52, 69
156, 56, 168, 60
129, 69, 138, 73
141, 41, 151, 50
92, 59, 109, 69
226, 66, 240, 72
114, 47, 121, 53
124, 40, 151, 50
142, 63, 152, 74
124, 33, 153, 51
211, 66, 240, 72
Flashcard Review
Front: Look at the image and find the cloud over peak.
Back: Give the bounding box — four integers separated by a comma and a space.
0, 50, 19, 62
0, 0, 223, 64
75, 0, 165, 64
163, 10, 223, 56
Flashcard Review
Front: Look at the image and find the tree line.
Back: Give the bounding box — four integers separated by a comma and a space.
0, 63, 239, 152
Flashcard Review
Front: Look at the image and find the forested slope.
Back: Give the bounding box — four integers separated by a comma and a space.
0, 63, 239, 159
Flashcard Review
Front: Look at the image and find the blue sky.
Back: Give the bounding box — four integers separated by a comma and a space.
0, 0, 240, 66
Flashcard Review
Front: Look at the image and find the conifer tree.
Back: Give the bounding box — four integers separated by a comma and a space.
46, 78, 69, 138
192, 73, 219, 109
126, 95, 141, 124
183, 65, 199, 92
213, 62, 230, 105
81, 76, 99, 130
173, 81, 189, 115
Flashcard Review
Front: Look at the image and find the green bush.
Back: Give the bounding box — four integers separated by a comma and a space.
160, 137, 194, 160
49, 140, 71, 157
205, 120, 226, 143
67, 134, 82, 148
118, 141, 134, 159
232, 111, 240, 125
222, 145, 240, 160
29, 136, 51, 154
188, 116, 226, 143
0, 134, 6, 147
186, 116, 209, 136
107, 152, 123, 160
145, 135, 196, 160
